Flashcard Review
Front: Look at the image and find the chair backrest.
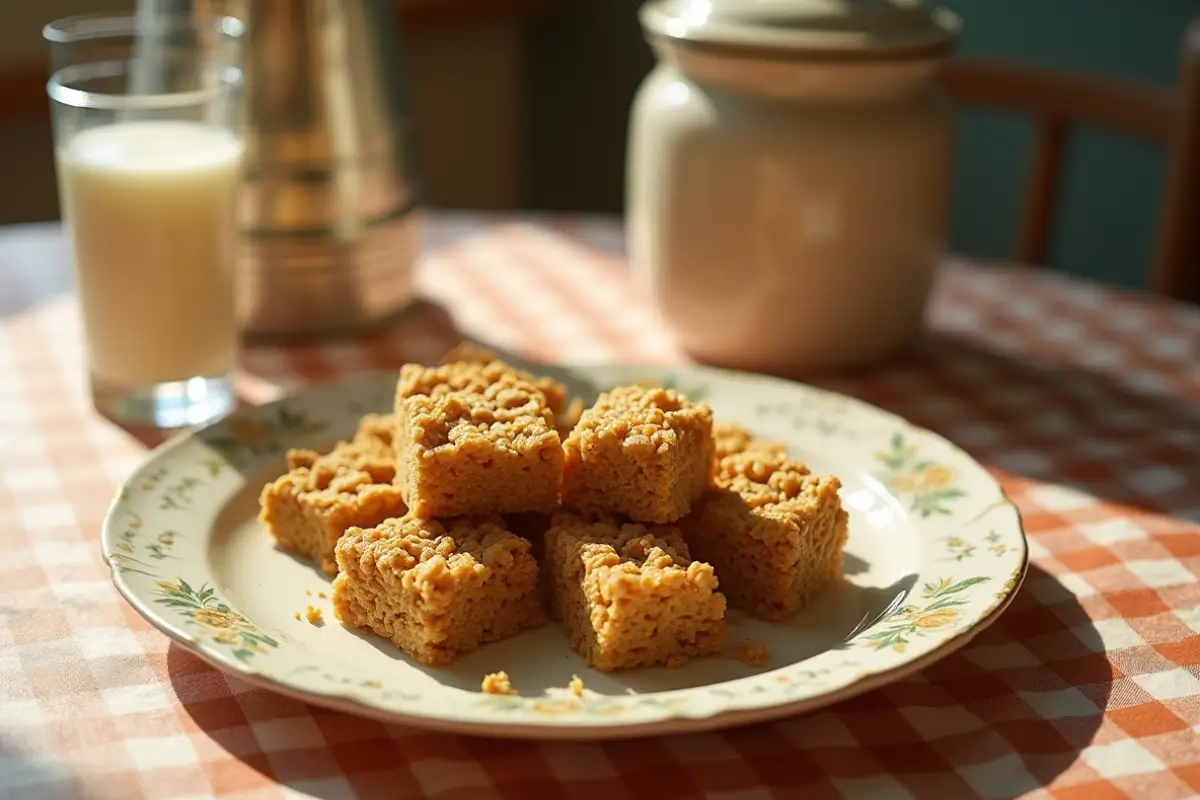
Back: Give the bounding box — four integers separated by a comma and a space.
938, 19, 1199, 302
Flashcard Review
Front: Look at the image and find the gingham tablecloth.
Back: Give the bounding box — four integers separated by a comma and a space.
2, 213, 1198, 800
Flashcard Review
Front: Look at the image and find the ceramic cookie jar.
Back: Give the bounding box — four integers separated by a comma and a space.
627, 0, 961, 372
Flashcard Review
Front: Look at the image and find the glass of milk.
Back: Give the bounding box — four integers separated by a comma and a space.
45, 13, 246, 428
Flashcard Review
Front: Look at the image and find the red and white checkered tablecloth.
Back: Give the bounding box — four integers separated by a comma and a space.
1, 213, 1198, 800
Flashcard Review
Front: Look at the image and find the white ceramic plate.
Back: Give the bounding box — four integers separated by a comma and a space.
102, 363, 1027, 740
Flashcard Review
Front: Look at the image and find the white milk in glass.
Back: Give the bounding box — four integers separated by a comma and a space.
57, 120, 243, 389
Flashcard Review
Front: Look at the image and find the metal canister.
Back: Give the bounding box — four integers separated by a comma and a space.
195, 0, 422, 338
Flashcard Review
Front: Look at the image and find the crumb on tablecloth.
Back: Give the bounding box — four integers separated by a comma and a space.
568, 675, 584, 697
305, 605, 324, 625
731, 640, 771, 667
481, 671, 516, 695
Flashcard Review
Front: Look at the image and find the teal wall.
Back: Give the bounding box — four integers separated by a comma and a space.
941, 0, 1195, 289
525, 1, 1197, 290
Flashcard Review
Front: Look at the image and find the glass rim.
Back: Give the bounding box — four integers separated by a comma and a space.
47, 60, 243, 111
43, 12, 246, 45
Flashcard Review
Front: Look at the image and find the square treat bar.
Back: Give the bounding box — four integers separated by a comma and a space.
260, 414, 404, 575
403, 346, 581, 437
286, 413, 396, 477
682, 451, 847, 622
454, 345, 584, 435
561, 386, 714, 524
711, 421, 788, 461
440, 344, 578, 428
545, 513, 726, 671
260, 468, 406, 577
396, 379, 563, 517
399, 350, 569, 420
332, 515, 543, 666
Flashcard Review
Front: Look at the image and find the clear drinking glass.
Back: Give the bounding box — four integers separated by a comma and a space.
45, 13, 246, 428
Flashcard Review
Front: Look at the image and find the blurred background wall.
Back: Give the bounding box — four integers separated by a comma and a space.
0, 0, 1195, 291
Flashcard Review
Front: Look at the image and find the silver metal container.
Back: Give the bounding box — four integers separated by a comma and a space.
187, 0, 422, 338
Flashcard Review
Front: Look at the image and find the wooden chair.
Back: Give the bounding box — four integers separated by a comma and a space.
938, 19, 1200, 302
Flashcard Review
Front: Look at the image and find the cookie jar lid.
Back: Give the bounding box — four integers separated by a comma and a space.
640, 0, 961, 58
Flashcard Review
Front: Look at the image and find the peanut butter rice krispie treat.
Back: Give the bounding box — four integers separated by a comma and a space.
350, 412, 397, 450
682, 451, 847, 622
286, 413, 397, 478
259, 461, 407, 576
545, 513, 726, 671
332, 515, 543, 666
561, 386, 714, 524
396, 379, 564, 517
711, 421, 788, 461
400, 347, 569, 419
445, 343, 583, 435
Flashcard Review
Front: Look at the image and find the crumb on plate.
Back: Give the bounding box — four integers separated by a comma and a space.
293, 610, 301, 621
318, 591, 327, 598
481, 671, 516, 695
730, 640, 771, 667
568, 675, 584, 697
305, 605, 324, 625
304, 589, 312, 596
